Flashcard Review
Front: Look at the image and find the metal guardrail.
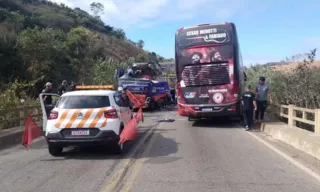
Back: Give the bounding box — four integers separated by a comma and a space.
280, 105, 320, 133
0, 105, 42, 129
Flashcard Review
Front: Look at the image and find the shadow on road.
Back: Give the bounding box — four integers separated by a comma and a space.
191, 117, 241, 128
136, 105, 177, 113
40, 132, 147, 161
191, 117, 264, 131
41, 126, 179, 162
142, 131, 181, 165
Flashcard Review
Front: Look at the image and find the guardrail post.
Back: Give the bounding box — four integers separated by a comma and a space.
288, 105, 295, 126
314, 109, 320, 134
35, 107, 39, 121
19, 106, 28, 126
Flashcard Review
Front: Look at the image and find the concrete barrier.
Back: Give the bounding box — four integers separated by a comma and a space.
261, 122, 320, 161
0, 122, 42, 150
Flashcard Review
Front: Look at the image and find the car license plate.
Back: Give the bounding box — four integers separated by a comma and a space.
71, 130, 90, 136
202, 108, 213, 111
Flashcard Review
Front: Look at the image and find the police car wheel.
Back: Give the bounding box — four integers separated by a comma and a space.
48, 145, 63, 156
113, 143, 124, 154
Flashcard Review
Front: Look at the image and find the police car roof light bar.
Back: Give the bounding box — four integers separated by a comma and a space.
75, 85, 114, 90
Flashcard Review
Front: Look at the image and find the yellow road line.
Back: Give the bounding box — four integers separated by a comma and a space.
100, 123, 160, 192
100, 159, 131, 192
119, 127, 159, 192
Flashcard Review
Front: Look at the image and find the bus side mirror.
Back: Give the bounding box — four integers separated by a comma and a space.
244, 72, 247, 81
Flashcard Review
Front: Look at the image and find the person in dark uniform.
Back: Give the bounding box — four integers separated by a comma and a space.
42, 82, 53, 105
169, 88, 176, 104
241, 85, 257, 131
42, 82, 53, 118
57, 80, 67, 96
68, 81, 76, 91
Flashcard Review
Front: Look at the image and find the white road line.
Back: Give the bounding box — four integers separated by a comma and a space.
238, 126, 320, 183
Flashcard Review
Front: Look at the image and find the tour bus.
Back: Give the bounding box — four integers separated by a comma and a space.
175, 22, 246, 120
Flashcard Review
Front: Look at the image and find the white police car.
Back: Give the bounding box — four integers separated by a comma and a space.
39, 86, 133, 156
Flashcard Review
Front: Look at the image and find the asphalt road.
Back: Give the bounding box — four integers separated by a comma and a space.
0, 110, 164, 192
1, 109, 320, 192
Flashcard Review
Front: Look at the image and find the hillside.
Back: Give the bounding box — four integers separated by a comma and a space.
0, 0, 154, 60
269, 60, 320, 71
0, 0, 172, 92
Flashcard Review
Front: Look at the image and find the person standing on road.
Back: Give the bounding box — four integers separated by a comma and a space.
42, 82, 53, 118
68, 81, 76, 92
57, 80, 67, 96
255, 76, 272, 123
242, 85, 257, 131
42, 82, 53, 105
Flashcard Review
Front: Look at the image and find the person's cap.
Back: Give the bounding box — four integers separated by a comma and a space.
259, 76, 266, 81
46, 82, 52, 86
62, 80, 67, 84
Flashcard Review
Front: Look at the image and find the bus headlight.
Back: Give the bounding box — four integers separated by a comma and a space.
234, 94, 238, 98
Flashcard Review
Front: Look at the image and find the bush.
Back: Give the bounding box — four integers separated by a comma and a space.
0, 79, 40, 130
245, 49, 320, 130
92, 57, 133, 85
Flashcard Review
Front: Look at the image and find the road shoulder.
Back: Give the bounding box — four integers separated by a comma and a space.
248, 128, 320, 182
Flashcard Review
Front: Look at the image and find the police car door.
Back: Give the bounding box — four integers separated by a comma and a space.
113, 94, 130, 125
39, 93, 60, 133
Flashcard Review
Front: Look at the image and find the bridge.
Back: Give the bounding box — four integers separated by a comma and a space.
1, 104, 320, 191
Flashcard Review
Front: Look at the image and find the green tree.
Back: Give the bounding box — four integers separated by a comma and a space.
137, 39, 144, 48
158, 56, 164, 62
92, 57, 131, 84
0, 27, 24, 83
66, 26, 102, 82
135, 53, 148, 62
111, 28, 126, 39
0, 9, 25, 83
17, 26, 69, 81
149, 52, 158, 62
90, 2, 104, 19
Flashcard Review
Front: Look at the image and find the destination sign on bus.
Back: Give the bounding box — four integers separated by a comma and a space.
177, 25, 231, 48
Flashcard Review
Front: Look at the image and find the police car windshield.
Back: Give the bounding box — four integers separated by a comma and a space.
56, 96, 110, 109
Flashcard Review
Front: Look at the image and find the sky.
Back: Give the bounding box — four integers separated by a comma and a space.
51, 0, 320, 66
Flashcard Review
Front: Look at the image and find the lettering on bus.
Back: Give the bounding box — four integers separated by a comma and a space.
177, 25, 231, 48
208, 89, 228, 93
186, 28, 217, 36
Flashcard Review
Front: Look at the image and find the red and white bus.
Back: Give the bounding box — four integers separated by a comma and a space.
175, 22, 246, 120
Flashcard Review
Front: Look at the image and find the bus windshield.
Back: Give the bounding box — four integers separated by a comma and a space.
176, 24, 234, 87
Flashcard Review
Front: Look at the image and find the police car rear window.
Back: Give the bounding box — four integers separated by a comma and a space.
56, 96, 110, 109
